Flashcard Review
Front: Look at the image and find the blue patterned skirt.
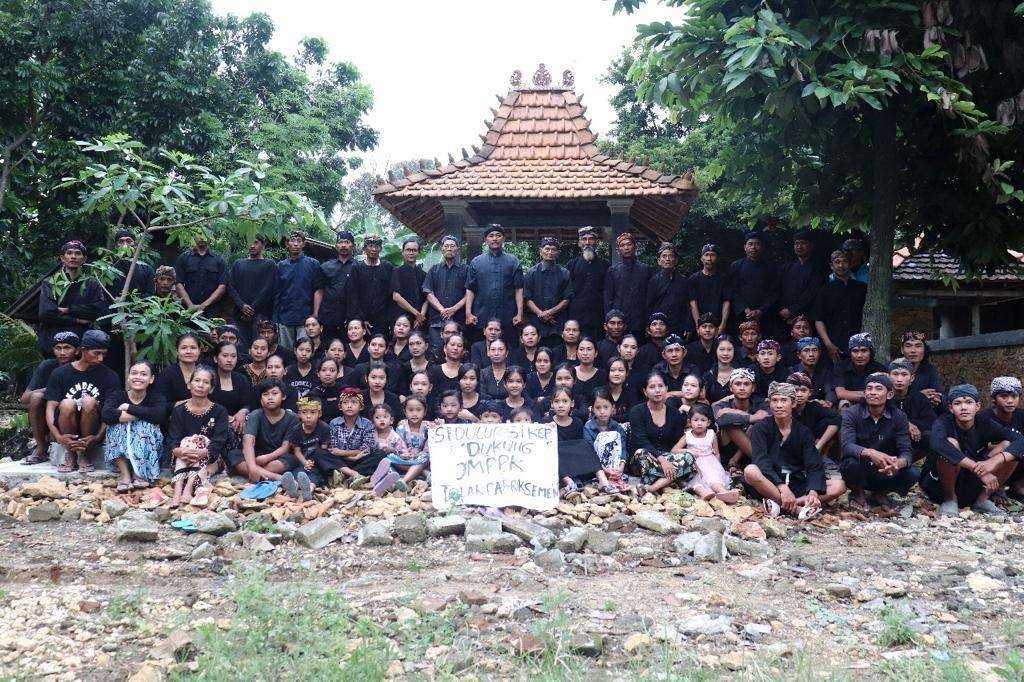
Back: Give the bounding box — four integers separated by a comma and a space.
104, 421, 164, 482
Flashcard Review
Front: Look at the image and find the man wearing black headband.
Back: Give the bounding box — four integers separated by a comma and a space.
465, 224, 524, 344
604, 232, 651, 337
20, 331, 80, 465
566, 227, 609, 339
525, 237, 573, 347
727, 230, 777, 332
314, 231, 358, 341
43, 330, 119, 472
647, 243, 691, 339
351, 234, 394, 338
174, 234, 228, 316
423, 235, 468, 348
840, 373, 917, 511
687, 243, 730, 336
228, 235, 277, 345
923, 385, 1024, 517
776, 230, 825, 326
37, 241, 104, 353
109, 230, 155, 299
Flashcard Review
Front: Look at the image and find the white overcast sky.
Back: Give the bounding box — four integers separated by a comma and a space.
210, 0, 676, 175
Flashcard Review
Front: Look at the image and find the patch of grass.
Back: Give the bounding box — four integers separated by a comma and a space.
519, 591, 588, 680
408, 559, 422, 572
1003, 620, 1022, 645
172, 564, 394, 680
792, 533, 811, 545
746, 650, 832, 682
602, 599, 617, 612
877, 605, 918, 648
241, 518, 277, 533
877, 655, 973, 681
107, 592, 143, 621
627, 640, 715, 681
994, 651, 1024, 682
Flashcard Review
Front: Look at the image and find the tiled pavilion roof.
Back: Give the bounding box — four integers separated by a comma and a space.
373, 65, 698, 242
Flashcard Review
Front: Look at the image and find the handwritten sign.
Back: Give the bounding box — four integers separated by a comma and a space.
430, 423, 559, 511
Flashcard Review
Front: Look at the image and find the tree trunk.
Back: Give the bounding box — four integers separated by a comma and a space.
864, 107, 898, 363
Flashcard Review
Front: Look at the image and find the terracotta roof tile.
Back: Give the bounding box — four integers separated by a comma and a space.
894, 252, 1024, 282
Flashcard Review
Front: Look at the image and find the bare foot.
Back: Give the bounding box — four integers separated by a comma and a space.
715, 489, 740, 504
693, 485, 715, 501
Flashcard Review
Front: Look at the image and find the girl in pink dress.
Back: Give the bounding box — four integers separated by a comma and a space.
676, 404, 739, 503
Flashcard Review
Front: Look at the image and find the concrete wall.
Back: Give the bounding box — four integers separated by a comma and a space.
926, 330, 1024, 404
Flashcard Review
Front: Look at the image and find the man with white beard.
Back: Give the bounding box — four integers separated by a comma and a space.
566, 226, 609, 340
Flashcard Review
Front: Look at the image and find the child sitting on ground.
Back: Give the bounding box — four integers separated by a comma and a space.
392, 395, 430, 485
368, 403, 411, 494
510, 407, 533, 423
584, 388, 631, 492
678, 403, 739, 503
547, 387, 618, 497
279, 397, 328, 500
436, 390, 466, 424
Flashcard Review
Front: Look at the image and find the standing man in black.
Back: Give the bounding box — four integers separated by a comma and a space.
524, 237, 573, 348
352, 234, 394, 338
728, 231, 777, 335
646, 243, 690, 339
313, 231, 358, 343
391, 238, 428, 330
105, 229, 155, 375
38, 240, 105, 353
813, 250, 867, 364
228, 236, 277, 345
776, 230, 824, 328
687, 243, 730, 336
423, 235, 468, 349
174, 234, 228, 317
565, 226, 609, 340
604, 232, 651, 338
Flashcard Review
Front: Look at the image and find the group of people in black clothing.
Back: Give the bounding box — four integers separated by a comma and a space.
19, 226, 1024, 518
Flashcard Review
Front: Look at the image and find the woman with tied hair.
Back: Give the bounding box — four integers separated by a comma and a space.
626, 371, 696, 497
102, 360, 166, 491
702, 334, 738, 404
900, 330, 944, 407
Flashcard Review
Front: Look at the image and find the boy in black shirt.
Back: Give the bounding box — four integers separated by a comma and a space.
21, 331, 80, 465
979, 376, 1024, 500
684, 313, 718, 375
922, 384, 1024, 517
43, 330, 120, 472
226, 379, 301, 482
888, 358, 936, 459
282, 397, 330, 499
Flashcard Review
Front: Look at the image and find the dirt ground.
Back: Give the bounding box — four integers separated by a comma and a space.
0, 476, 1022, 681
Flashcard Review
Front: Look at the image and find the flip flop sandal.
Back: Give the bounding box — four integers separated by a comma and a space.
77, 462, 95, 473
131, 479, 150, 490
57, 461, 76, 473
797, 505, 821, 521
192, 487, 212, 507
116, 482, 131, 493
170, 519, 198, 533
763, 499, 782, 517
21, 450, 48, 465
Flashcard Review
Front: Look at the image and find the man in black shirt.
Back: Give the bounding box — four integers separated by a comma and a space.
21, 331, 80, 465
776, 230, 824, 327
37, 240, 105, 352
832, 333, 885, 407
646, 243, 690, 338
423, 235, 468, 349
227, 236, 277, 345
44, 330, 120, 472
391, 238, 428, 330
684, 313, 718, 375
352, 234, 394, 338
813, 250, 867, 363
887, 358, 936, 459
728, 231, 777, 333
687, 243, 729, 335
922, 384, 1023, 516
524, 237, 573, 348
635, 312, 669, 376
979, 376, 1024, 499
840, 372, 918, 510
744, 381, 845, 517
174, 235, 228, 315
596, 309, 627, 367
565, 226, 609, 340
314, 230, 358, 342
109, 229, 154, 300
788, 371, 841, 456
790, 337, 834, 406
604, 232, 651, 337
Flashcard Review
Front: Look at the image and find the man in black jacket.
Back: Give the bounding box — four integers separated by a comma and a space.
776, 230, 824, 327
352, 234, 394, 338
565, 227, 609, 340
314, 230, 358, 342
687, 243, 730, 335
604, 232, 651, 337
646, 243, 690, 338
227, 236, 277, 345
840, 372, 918, 510
728, 231, 777, 333
37, 241, 105, 353
922, 384, 1023, 517
887, 358, 936, 460
813, 250, 867, 364
744, 381, 846, 517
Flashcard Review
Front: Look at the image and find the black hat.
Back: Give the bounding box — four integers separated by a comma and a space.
113, 229, 137, 242
539, 237, 560, 248
485, 224, 505, 237
81, 330, 109, 351
792, 229, 813, 242
648, 312, 668, 325
335, 230, 355, 243
52, 331, 81, 348
698, 312, 720, 327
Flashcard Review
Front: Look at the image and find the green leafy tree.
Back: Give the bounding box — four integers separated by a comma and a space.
0, 1, 376, 306
60, 134, 327, 367
616, 0, 1024, 356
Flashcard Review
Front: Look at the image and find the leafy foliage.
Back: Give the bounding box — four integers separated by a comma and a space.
0, 312, 42, 385
103, 293, 218, 366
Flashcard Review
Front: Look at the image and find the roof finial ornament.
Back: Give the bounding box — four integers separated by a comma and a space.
562, 69, 574, 89
533, 63, 552, 88
510, 69, 522, 88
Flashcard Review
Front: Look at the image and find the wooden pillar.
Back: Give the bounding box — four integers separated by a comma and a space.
439, 199, 477, 262
607, 199, 633, 264
971, 303, 981, 336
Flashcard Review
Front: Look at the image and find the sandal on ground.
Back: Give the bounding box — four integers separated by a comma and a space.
635, 484, 648, 498
192, 486, 212, 507
600, 483, 618, 495
57, 460, 76, 473
116, 481, 131, 493
77, 461, 95, 473
131, 478, 150, 490
560, 481, 578, 497
21, 448, 48, 465
715, 489, 740, 504
797, 504, 821, 521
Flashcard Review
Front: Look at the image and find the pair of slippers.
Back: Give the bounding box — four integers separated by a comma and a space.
371, 460, 406, 496
279, 472, 313, 501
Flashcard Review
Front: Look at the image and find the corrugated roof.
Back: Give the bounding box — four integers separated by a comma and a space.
893, 251, 1024, 282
